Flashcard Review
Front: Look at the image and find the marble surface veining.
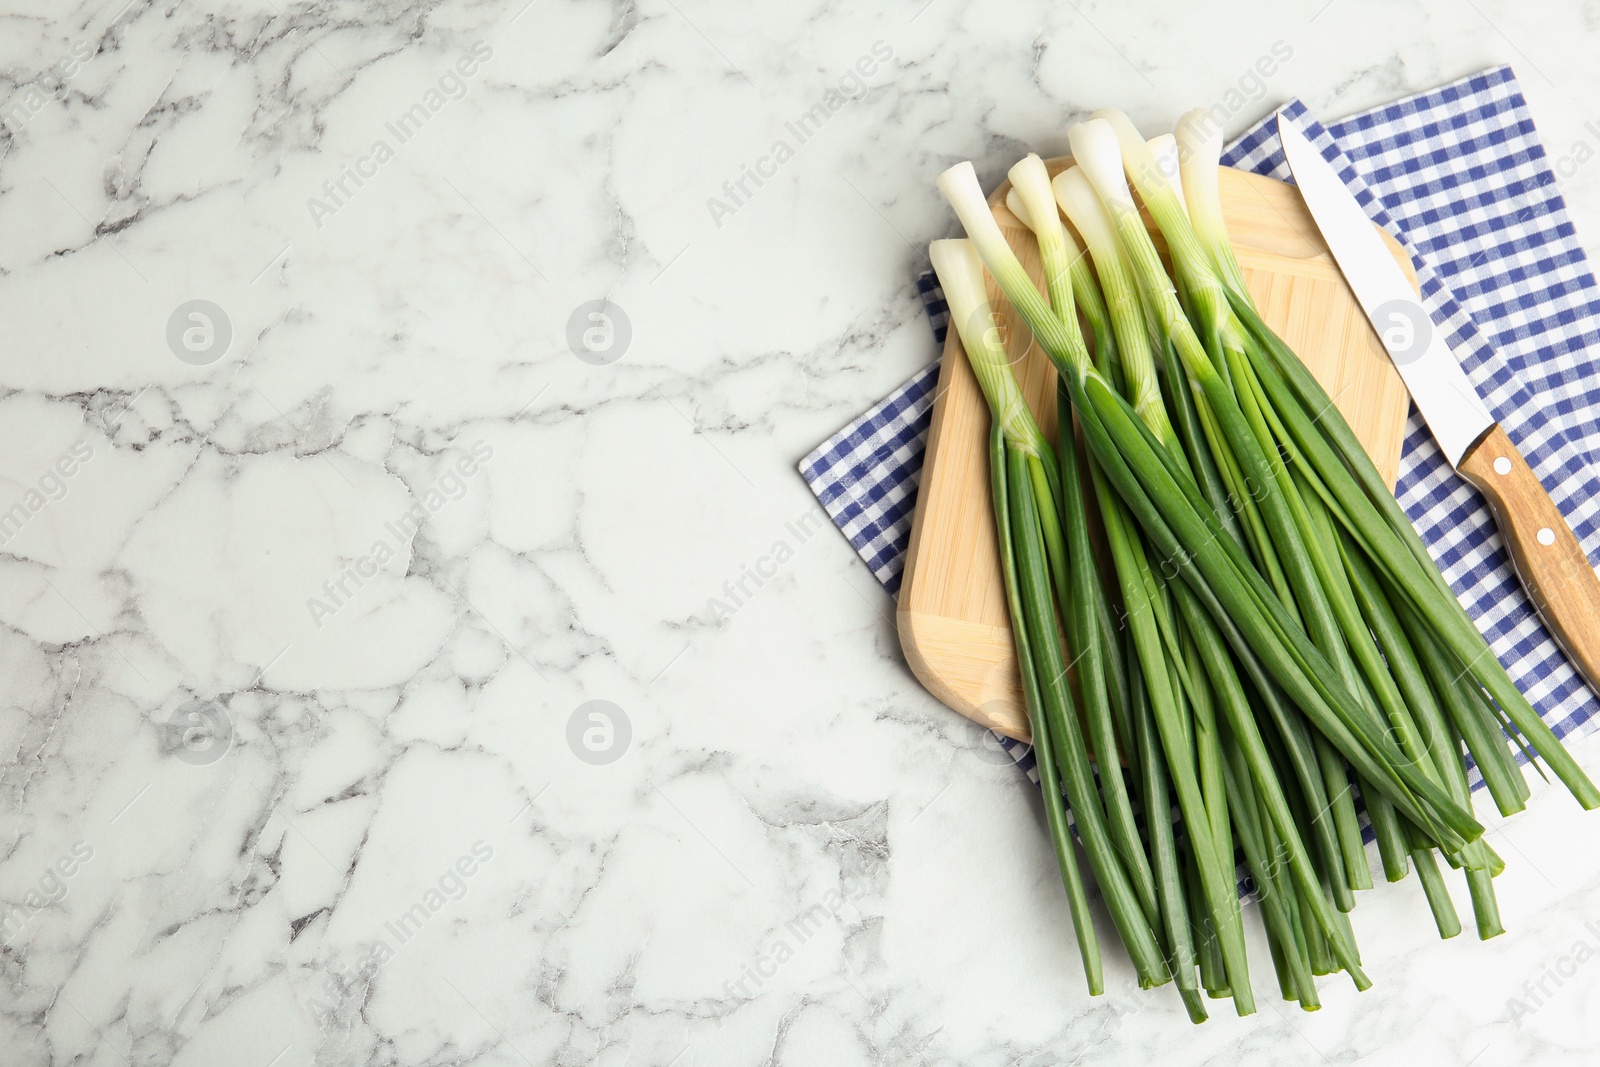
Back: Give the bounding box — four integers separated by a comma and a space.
5, 0, 1600, 1064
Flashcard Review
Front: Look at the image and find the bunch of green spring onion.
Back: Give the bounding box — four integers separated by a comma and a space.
931, 108, 1600, 1020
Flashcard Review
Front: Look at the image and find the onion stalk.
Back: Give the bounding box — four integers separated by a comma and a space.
927, 108, 1596, 1018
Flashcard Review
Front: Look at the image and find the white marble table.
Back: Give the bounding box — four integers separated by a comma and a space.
5, 1, 1600, 1064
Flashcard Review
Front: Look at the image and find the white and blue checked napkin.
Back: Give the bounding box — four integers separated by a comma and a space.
800, 66, 1600, 789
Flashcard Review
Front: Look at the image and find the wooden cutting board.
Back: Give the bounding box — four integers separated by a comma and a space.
897, 162, 1417, 742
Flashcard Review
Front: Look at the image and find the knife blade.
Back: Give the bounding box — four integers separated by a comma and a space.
1278, 111, 1600, 697
1278, 117, 1494, 467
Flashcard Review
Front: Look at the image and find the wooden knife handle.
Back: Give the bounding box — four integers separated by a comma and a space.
1458, 423, 1600, 690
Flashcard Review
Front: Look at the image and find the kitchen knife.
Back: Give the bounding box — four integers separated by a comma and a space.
1278, 112, 1600, 696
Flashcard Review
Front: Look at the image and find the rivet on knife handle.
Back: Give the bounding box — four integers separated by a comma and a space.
1457, 424, 1600, 688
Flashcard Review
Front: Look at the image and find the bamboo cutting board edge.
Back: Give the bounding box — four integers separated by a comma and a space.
898, 164, 1418, 742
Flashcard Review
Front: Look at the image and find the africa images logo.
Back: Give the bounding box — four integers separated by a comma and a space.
305, 41, 494, 229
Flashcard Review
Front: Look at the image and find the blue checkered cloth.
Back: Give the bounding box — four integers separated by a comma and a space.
799, 66, 1600, 794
